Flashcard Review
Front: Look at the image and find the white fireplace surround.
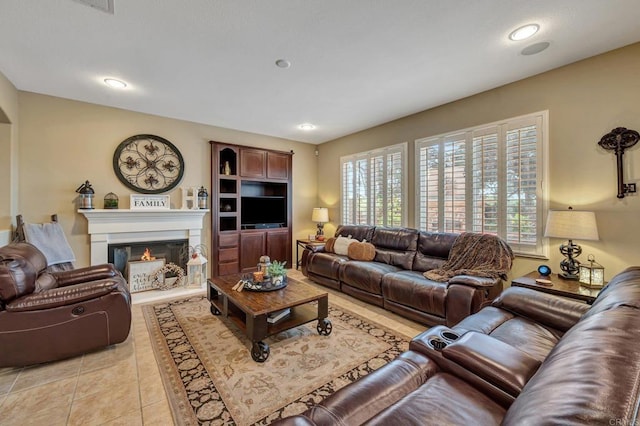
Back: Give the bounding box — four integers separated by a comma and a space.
79, 209, 209, 303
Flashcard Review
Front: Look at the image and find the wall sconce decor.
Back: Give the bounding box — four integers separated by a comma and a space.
311, 208, 329, 239
579, 254, 605, 289
598, 127, 639, 198
544, 207, 599, 280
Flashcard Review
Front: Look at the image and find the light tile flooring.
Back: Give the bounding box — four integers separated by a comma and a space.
0, 272, 425, 425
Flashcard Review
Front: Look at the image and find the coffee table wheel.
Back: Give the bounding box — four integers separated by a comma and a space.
317, 318, 332, 336
210, 305, 221, 315
251, 341, 270, 362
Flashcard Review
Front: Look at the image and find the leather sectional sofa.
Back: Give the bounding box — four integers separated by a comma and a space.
276, 266, 640, 425
302, 225, 509, 326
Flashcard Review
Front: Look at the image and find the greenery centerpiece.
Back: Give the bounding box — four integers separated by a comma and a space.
267, 260, 287, 285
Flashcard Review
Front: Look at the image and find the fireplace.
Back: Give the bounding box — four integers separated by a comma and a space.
108, 239, 189, 278
79, 208, 208, 302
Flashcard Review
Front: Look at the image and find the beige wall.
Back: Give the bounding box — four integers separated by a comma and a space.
17, 92, 318, 266
0, 71, 19, 244
318, 42, 640, 282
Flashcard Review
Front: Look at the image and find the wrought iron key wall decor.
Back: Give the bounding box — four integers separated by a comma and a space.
597, 127, 639, 199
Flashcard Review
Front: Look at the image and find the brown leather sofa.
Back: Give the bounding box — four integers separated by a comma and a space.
0, 242, 132, 367
275, 266, 640, 425
302, 225, 507, 326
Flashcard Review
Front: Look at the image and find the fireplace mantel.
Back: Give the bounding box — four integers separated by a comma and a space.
78, 208, 209, 266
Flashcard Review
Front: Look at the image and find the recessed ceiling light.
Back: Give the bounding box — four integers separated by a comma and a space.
298, 123, 315, 130
275, 59, 291, 69
104, 78, 127, 89
509, 24, 539, 41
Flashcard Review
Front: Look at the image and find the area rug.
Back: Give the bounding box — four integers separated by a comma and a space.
143, 296, 410, 425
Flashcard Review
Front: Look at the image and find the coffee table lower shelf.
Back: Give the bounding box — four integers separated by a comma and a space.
207, 277, 332, 362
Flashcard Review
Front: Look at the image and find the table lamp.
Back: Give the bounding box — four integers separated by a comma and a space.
544, 207, 599, 280
312, 208, 329, 238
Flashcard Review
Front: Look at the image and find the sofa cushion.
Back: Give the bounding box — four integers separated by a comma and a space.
348, 241, 376, 261
412, 232, 457, 272
381, 270, 447, 318
371, 227, 419, 270
334, 236, 357, 256
454, 306, 562, 362
0, 243, 47, 303
503, 305, 640, 425
366, 373, 505, 426
582, 266, 640, 321
306, 252, 348, 281
335, 225, 375, 242
340, 261, 401, 295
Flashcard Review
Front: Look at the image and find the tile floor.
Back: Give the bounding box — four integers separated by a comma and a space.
0, 272, 425, 425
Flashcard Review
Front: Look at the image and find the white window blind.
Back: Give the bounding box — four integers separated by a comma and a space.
341, 143, 407, 227
416, 112, 547, 257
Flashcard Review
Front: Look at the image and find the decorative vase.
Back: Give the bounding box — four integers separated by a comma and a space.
223, 161, 231, 175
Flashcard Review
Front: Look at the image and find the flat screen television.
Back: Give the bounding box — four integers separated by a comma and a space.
241, 196, 287, 229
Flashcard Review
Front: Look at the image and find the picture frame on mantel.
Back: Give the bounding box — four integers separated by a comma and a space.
130, 194, 170, 210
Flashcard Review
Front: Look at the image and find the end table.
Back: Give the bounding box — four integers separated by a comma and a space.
511, 271, 602, 304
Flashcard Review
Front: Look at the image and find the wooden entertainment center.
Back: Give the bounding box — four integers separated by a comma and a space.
210, 142, 293, 276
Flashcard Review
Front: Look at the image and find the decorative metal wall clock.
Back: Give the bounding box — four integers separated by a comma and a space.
113, 134, 185, 194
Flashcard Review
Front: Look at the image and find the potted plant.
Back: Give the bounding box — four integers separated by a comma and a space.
267, 260, 287, 285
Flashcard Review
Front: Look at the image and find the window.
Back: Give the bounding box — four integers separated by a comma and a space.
341, 143, 407, 227
416, 112, 548, 257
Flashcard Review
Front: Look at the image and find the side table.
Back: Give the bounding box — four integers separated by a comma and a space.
511, 271, 601, 304
295, 239, 326, 269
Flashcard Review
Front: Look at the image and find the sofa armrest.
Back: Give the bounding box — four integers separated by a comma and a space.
52, 264, 120, 287
305, 245, 326, 254
442, 331, 541, 397
448, 275, 501, 288
5, 279, 120, 312
492, 286, 590, 332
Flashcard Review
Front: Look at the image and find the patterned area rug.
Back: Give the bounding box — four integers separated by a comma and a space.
143, 296, 409, 425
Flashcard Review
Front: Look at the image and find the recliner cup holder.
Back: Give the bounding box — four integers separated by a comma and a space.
427, 336, 448, 351
440, 330, 460, 342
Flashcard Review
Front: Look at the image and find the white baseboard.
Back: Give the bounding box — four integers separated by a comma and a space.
0, 229, 10, 246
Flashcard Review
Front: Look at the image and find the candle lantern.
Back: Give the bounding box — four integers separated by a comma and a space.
198, 186, 209, 209
579, 254, 605, 288
76, 180, 95, 209
187, 246, 208, 287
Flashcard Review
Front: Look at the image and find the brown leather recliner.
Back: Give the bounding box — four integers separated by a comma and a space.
0, 242, 132, 367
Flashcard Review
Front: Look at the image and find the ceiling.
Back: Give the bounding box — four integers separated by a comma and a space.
2, 1, 640, 144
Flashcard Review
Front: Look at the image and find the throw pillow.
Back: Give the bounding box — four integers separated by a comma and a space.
348, 241, 376, 261
324, 237, 336, 253
333, 236, 357, 256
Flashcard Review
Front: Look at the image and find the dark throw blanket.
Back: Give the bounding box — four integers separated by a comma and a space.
424, 232, 514, 282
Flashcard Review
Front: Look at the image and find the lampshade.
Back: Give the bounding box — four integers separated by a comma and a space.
312, 207, 329, 223
544, 209, 599, 241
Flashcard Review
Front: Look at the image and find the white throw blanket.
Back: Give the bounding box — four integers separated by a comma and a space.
23, 222, 76, 266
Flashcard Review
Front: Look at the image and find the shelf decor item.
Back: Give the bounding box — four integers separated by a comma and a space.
544, 207, 599, 280
198, 186, 209, 209
150, 263, 185, 290
113, 134, 184, 194
103, 192, 119, 209
579, 254, 605, 288
76, 180, 95, 209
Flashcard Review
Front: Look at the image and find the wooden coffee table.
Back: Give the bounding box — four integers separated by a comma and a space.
207, 274, 332, 362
